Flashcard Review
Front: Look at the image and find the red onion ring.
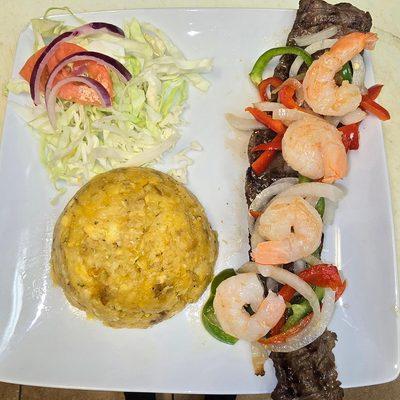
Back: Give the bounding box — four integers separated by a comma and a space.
44, 51, 132, 101
30, 22, 125, 105
46, 76, 111, 128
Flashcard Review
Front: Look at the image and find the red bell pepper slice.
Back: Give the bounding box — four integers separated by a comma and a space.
249, 210, 262, 218
251, 149, 276, 175
258, 77, 283, 101
338, 123, 360, 151
251, 132, 283, 175
278, 84, 301, 110
259, 313, 313, 345
269, 314, 286, 337
367, 84, 383, 101
250, 139, 283, 153
360, 96, 390, 121
245, 107, 287, 135
278, 264, 346, 302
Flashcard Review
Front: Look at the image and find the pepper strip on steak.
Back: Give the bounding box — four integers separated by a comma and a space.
244, 1, 372, 399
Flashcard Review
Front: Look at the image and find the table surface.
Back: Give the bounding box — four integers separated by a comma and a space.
0, 0, 399, 398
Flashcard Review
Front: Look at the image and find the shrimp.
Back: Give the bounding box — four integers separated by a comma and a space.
213, 273, 286, 342
282, 117, 347, 182
253, 196, 323, 265
303, 32, 377, 116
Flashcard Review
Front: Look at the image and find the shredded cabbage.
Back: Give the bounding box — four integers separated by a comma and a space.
9, 12, 212, 190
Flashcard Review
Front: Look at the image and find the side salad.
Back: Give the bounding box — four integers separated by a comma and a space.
7, 8, 212, 191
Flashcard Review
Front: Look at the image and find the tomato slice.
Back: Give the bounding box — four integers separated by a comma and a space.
19, 47, 47, 90
19, 42, 113, 106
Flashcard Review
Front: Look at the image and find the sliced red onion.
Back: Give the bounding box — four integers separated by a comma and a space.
340, 107, 367, 125
46, 76, 111, 128
225, 113, 265, 131
293, 26, 338, 47
290, 39, 338, 77
45, 51, 132, 101
267, 288, 335, 352
30, 22, 125, 105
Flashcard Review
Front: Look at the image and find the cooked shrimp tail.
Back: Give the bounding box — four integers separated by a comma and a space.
303, 32, 378, 116
213, 273, 286, 342
253, 196, 323, 265
282, 117, 348, 182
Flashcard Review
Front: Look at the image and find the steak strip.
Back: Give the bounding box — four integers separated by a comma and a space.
244, 1, 372, 399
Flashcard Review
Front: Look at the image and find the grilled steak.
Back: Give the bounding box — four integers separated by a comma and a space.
244, 1, 372, 398
274, 0, 372, 81
271, 331, 344, 400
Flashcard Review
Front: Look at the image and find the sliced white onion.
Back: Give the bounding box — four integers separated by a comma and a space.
293, 26, 338, 47
322, 198, 337, 225
225, 113, 265, 131
248, 178, 298, 233
274, 182, 344, 203
267, 288, 336, 352
238, 262, 259, 273
293, 259, 307, 274
254, 102, 287, 113
302, 254, 323, 266
305, 195, 319, 207
351, 54, 367, 94
270, 177, 300, 187
250, 178, 299, 214
272, 107, 318, 125
324, 115, 341, 127
340, 107, 367, 125
251, 342, 269, 376
290, 39, 338, 77
256, 264, 320, 319
266, 277, 279, 292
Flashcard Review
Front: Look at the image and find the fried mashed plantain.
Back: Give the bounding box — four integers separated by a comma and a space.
51, 167, 218, 328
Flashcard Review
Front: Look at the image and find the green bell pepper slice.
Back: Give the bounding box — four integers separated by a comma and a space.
202, 269, 238, 345
249, 46, 313, 86
283, 286, 325, 331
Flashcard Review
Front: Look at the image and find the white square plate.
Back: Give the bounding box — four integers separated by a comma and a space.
0, 8, 399, 394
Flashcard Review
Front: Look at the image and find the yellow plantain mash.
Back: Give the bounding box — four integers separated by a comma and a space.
51, 167, 218, 328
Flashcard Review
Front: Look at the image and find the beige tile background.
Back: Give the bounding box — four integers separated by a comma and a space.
0, 0, 399, 399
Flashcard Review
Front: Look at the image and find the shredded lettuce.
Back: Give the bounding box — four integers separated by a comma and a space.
8, 13, 212, 191
4, 79, 30, 95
